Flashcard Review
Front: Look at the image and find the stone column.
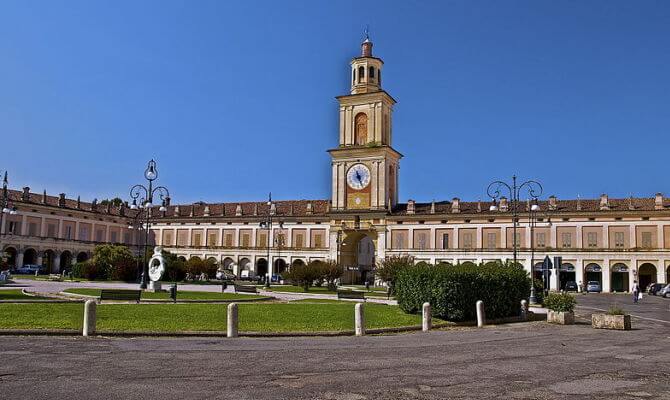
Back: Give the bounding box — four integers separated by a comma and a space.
476, 300, 485, 328
53, 253, 61, 273
16, 252, 24, 268
422, 302, 432, 332
602, 261, 611, 293
355, 303, 365, 336
227, 303, 238, 338
83, 300, 97, 336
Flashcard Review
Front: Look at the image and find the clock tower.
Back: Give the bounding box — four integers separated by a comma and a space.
329, 36, 402, 212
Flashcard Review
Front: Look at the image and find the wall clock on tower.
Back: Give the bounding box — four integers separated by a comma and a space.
347, 163, 371, 190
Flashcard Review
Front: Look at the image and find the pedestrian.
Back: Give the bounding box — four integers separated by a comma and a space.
632, 281, 640, 303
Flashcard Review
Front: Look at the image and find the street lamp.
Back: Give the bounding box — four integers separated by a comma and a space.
0, 172, 19, 267
486, 175, 543, 298
259, 193, 283, 288
129, 160, 170, 289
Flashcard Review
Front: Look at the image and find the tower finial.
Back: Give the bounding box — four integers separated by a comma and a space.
364, 25, 370, 41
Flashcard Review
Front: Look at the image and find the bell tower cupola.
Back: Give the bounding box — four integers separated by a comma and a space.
350, 35, 383, 95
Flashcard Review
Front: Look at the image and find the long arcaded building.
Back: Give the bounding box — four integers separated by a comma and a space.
2, 37, 669, 292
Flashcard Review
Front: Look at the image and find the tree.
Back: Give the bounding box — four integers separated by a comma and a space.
319, 260, 344, 291
90, 244, 136, 281
375, 255, 414, 295
283, 261, 321, 291
99, 197, 124, 207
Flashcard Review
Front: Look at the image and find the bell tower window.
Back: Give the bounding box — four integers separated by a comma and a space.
358, 66, 365, 82
369, 66, 375, 79
354, 113, 368, 145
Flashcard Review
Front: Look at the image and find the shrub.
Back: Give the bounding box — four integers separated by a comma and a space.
375, 255, 414, 295
395, 261, 531, 321
544, 293, 577, 313
283, 261, 322, 291
110, 258, 138, 282
532, 278, 545, 304
72, 262, 99, 280
607, 305, 626, 315
185, 257, 217, 278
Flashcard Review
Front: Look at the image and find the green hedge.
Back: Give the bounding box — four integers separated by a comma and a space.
395, 262, 531, 321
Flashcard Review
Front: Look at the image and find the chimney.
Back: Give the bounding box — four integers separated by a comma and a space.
451, 198, 460, 213
174, 205, 180, 216
22, 187, 30, 201
253, 203, 258, 216
430, 201, 435, 214
221, 204, 226, 216
306, 202, 313, 215
189, 205, 194, 217
499, 197, 509, 212
289, 203, 294, 216
407, 199, 416, 215
269, 202, 276, 216
549, 195, 557, 211
628, 196, 635, 211
655, 193, 664, 210
91, 198, 98, 211
599, 194, 609, 211
76, 196, 81, 209
477, 200, 482, 213
106, 202, 111, 214
203, 205, 210, 217
58, 193, 66, 207
236, 204, 243, 216
576, 196, 581, 211
119, 204, 125, 216
42, 190, 47, 204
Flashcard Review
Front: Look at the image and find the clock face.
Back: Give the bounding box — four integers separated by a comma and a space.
346, 163, 371, 190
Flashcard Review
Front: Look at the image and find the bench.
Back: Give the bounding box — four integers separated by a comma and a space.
48, 274, 63, 281
234, 284, 258, 294
100, 289, 142, 303
337, 290, 365, 301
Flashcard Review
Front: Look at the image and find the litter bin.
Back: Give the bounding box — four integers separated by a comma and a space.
169, 284, 177, 303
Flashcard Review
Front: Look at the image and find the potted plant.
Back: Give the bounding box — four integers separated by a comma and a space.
592, 305, 631, 330
544, 292, 576, 325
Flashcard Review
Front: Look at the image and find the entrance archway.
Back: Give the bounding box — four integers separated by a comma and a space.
559, 263, 576, 290
2, 247, 17, 269
222, 257, 234, 271
43, 250, 56, 273
638, 263, 657, 290
274, 258, 287, 275
24, 248, 37, 265
340, 231, 377, 284
584, 263, 602, 288
60, 251, 73, 273
666, 265, 670, 285
290, 259, 304, 271
255, 258, 267, 279
610, 263, 630, 292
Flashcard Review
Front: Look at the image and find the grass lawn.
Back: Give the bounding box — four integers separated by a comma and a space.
0, 289, 49, 300
268, 285, 392, 298
0, 302, 434, 333
63, 288, 266, 301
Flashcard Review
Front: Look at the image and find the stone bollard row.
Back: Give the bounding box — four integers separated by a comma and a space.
355, 303, 365, 336
520, 300, 528, 321
227, 303, 238, 338
83, 300, 96, 336
476, 300, 485, 328
422, 302, 432, 332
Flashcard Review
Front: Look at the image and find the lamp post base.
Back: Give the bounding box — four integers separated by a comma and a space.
529, 285, 537, 304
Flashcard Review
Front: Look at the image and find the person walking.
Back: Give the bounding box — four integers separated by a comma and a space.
632, 281, 640, 304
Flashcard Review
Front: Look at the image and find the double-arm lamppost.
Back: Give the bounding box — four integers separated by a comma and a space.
259, 193, 283, 288
487, 175, 543, 300
0, 172, 19, 267
129, 160, 170, 289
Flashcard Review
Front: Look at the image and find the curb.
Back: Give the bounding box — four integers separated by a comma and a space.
59, 291, 274, 304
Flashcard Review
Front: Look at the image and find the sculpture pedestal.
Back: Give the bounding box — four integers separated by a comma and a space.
148, 281, 162, 292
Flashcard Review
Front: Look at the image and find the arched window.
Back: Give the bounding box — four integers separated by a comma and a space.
358, 66, 365, 81
378, 70, 381, 85
353, 68, 357, 83
354, 113, 368, 145
369, 66, 375, 79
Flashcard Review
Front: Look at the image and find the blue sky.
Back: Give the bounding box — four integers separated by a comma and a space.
1, 1, 669, 205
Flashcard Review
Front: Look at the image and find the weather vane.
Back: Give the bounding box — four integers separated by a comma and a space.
364, 25, 370, 40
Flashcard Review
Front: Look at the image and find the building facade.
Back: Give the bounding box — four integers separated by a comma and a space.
2, 37, 669, 291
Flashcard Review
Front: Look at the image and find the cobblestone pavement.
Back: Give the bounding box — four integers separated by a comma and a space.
1, 305, 669, 399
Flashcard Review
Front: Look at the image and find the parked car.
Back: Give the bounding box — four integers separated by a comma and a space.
647, 283, 665, 295
15, 264, 46, 274
659, 284, 670, 298
586, 281, 602, 293
564, 281, 578, 292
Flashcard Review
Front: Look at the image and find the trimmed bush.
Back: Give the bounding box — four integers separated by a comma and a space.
395, 262, 531, 321
544, 293, 576, 312
72, 262, 100, 280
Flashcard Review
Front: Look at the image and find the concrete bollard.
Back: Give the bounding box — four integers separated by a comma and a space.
83, 300, 97, 337
476, 300, 485, 328
227, 303, 238, 338
355, 303, 365, 336
520, 300, 528, 321
422, 302, 432, 332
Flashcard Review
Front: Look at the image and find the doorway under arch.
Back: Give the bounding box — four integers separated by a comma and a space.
638, 263, 657, 290
584, 263, 602, 288
60, 251, 73, 273
611, 263, 630, 292
274, 258, 287, 275
340, 231, 377, 284
23, 248, 37, 265
43, 250, 56, 273
255, 258, 267, 279
76, 252, 89, 263
559, 263, 576, 290
2, 247, 17, 269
